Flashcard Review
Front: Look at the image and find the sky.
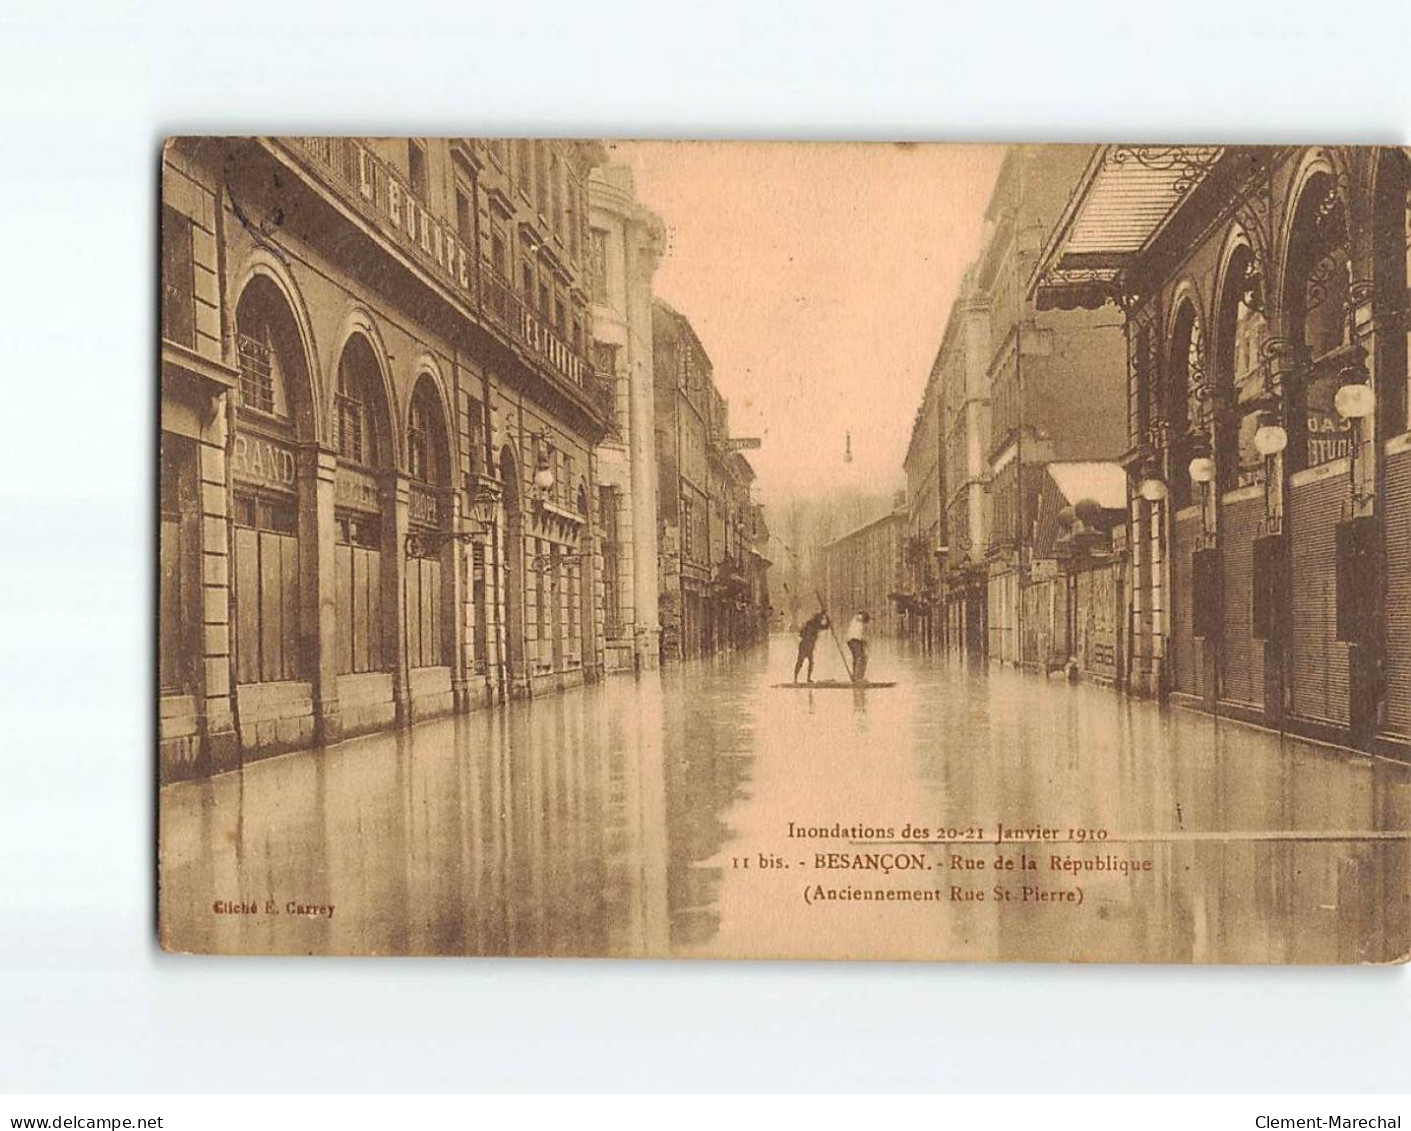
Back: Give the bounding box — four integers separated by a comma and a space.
608, 141, 1006, 505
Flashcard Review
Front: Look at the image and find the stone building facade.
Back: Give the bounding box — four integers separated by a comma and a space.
159, 136, 616, 782
1034, 145, 1411, 758
589, 164, 665, 673
822, 510, 907, 640
652, 301, 770, 661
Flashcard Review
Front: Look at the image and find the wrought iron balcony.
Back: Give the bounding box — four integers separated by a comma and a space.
478, 266, 589, 388
289, 136, 479, 308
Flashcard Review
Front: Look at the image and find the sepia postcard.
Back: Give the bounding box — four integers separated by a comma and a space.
157, 139, 1411, 962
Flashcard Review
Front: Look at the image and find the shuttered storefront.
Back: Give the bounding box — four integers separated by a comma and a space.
1383, 445, 1411, 739
1021, 579, 1054, 668
1171, 509, 1200, 697
1220, 491, 1264, 708
1076, 563, 1121, 682
1289, 472, 1350, 726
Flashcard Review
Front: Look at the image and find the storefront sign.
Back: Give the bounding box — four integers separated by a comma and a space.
232, 432, 296, 492
409, 485, 440, 528
1307, 412, 1352, 467
335, 467, 380, 513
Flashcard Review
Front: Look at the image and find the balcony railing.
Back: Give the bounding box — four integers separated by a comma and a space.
288, 137, 594, 398
479, 266, 588, 388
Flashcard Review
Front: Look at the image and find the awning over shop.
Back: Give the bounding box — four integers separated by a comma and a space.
1034, 461, 1128, 561
1029, 146, 1225, 310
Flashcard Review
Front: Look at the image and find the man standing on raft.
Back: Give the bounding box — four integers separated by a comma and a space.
845, 611, 871, 683
793, 610, 829, 683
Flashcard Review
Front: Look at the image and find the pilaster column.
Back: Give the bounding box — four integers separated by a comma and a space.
301, 444, 340, 747
444, 487, 470, 713
385, 470, 412, 726
196, 432, 239, 773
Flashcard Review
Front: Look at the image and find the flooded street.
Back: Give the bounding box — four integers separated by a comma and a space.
160, 638, 1411, 963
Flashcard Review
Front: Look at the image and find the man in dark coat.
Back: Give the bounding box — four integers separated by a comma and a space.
793, 611, 829, 683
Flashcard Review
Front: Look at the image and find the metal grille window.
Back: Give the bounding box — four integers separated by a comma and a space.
237, 331, 277, 415
337, 389, 365, 463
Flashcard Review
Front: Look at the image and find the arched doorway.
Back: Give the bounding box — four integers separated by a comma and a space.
1166, 297, 1209, 702
1282, 169, 1354, 728
229, 276, 317, 739
331, 330, 397, 731
500, 445, 526, 683
405, 376, 453, 679
1211, 246, 1269, 711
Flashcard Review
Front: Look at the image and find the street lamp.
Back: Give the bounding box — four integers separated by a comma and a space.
1252, 409, 1288, 457
1334, 378, 1374, 422
467, 479, 500, 540
1188, 456, 1216, 484
1138, 473, 1168, 503
1335, 358, 1375, 509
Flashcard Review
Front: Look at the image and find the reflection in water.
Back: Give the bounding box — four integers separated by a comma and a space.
160, 637, 1411, 962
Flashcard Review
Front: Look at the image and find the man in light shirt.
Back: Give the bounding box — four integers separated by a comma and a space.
845, 611, 871, 683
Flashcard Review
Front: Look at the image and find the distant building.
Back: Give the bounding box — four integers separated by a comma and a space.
900, 366, 946, 649
653, 301, 770, 661
821, 509, 907, 639
922, 146, 1127, 667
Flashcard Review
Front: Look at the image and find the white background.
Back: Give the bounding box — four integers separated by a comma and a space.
2, 0, 1410, 1094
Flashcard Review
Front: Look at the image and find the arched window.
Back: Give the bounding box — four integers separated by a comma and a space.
229, 276, 312, 687
408, 379, 448, 486
234, 278, 297, 419
332, 332, 392, 676
1166, 300, 1202, 511
1214, 244, 1269, 489
405, 377, 451, 670
335, 335, 385, 467
1286, 172, 1354, 472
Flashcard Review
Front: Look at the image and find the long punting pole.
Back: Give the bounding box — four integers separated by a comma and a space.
815, 588, 854, 681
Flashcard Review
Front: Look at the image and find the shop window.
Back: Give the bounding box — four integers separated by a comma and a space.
161, 205, 196, 348
233, 494, 301, 684
404, 553, 443, 668
334, 514, 384, 675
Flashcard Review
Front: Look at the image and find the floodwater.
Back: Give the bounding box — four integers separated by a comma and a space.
159, 636, 1411, 962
